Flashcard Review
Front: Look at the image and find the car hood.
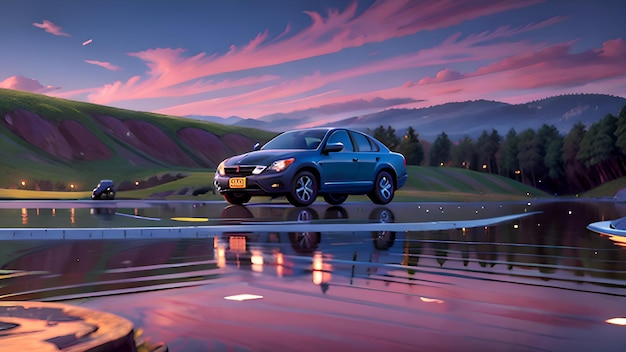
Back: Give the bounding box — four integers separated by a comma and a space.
225, 150, 303, 166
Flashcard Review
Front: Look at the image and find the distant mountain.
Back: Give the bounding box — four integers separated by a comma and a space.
185, 94, 626, 141
324, 94, 626, 141
185, 114, 243, 125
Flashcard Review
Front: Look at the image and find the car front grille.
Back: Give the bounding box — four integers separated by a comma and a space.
224, 165, 257, 177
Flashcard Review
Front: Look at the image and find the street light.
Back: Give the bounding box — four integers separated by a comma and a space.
70, 184, 75, 191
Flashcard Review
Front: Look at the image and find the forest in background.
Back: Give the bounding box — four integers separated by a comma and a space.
369, 105, 626, 195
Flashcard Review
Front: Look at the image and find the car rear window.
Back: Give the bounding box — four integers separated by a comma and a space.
350, 131, 379, 152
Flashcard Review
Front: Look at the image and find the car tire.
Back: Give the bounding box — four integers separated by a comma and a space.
223, 192, 252, 205
368, 171, 395, 204
287, 170, 318, 207
323, 193, 348, 205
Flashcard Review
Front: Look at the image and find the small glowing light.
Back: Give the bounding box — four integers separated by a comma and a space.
440, 162, 444, 166
135, 181, 140, 186
568, 210, 572, 215
21, 180, 26, 187
527, 202, 532, 206
274, 251, 284, 265
224, 294, 263, 301
526, 192, 530, 197
482, 164, 487, 169
513, 224, 519, 229
251, 250, 264, 266
426, 209, 429, 213
70, 184, 75, 190
606, 318, 626, 326
420, 297, 444, 304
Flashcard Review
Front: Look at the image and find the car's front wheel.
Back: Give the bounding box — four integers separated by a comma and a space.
287, 171, 318, 207
223, 192, 252, 205
323, 193, 348, 205
368, 171, 395, 204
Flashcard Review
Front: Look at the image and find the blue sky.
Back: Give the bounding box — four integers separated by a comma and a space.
1, 0, 625, 126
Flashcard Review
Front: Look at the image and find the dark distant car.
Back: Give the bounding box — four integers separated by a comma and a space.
91, 180, 116, 200
213, 127, 408, 207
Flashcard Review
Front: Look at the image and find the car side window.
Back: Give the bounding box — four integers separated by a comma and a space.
326, 130, 354, 152
350, 131, 378, 152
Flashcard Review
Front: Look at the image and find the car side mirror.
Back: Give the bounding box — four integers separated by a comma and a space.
253, 142, 261, 151
323, 142, 344, 154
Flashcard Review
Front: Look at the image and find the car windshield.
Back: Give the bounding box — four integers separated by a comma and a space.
261, 130, 328, 150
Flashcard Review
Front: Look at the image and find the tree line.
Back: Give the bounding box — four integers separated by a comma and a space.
368, 105, 626, 195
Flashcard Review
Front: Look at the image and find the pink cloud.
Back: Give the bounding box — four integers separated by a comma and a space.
368, 38, 626, 109
32, 20, 71, 37
0, 75, 59, 93
469, 38, 626, 89
156, 19, 559, 118
83, 0, 544, 106
84, 60, 122, 71
418, 69, 464, 85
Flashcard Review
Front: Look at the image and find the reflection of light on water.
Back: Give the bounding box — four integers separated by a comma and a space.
607, 235, 626, 247
216, 247, 225, 268
419, 297, 444, 304
606, 318, 626, 326
70, 208, 75, 225
224, 294, 263, 301
274, 251, 284, 277
229, 236, 247, 253
251, 249, 263, 272
21, 208, 28, 225
312, 252, 331, 285
52, 208, 56, 216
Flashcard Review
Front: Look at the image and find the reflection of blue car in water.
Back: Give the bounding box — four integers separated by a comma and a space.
214, 127, 408, 207
219, 205, 398, 261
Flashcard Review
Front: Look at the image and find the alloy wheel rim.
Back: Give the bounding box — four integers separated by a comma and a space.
296, 176, 313, 201
379, 176, 392, 199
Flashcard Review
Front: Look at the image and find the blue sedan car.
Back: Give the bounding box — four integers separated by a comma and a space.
214, 127, 408, 207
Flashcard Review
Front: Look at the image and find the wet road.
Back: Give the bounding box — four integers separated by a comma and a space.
1, 199, 625, 351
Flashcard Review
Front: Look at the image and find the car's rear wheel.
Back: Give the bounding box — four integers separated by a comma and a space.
223, 192, 252, 205
287, 171, 317, 207
368, 171, 395, 204
323, 193, 348, 205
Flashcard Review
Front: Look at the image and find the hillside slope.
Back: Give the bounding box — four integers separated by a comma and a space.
0, 89, 275, 191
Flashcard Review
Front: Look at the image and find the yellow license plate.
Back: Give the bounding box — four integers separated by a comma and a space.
229, 177, 246, 188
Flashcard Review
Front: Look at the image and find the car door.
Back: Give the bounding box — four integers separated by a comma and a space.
318, 130, 360, 191
349, 131, 378, 185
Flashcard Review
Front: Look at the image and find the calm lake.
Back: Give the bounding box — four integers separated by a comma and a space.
1, 199, 625, 351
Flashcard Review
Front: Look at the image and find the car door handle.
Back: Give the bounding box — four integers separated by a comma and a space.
353, 158, 358, 162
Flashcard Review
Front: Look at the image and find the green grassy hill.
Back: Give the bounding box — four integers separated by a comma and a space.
0, 88, 275, 191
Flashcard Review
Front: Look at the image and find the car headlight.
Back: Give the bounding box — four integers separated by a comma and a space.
269, 158, 295, 172
217, 160, 227, 176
